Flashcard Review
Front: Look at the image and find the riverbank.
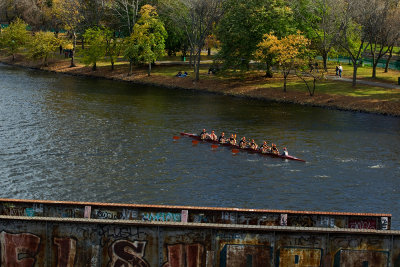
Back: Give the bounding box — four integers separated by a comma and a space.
1, 54, 400, 116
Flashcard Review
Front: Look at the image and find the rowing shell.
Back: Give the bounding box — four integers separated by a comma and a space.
180, 132, 306, 162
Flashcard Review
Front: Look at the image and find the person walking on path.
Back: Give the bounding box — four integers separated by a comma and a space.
338, 64, 343, 78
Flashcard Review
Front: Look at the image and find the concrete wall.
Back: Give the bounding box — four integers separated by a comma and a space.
0, 199, 399, 266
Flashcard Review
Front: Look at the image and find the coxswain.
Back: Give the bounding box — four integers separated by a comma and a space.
209, 130, 218, 141
281, 147, 288, 156
239, 137, 247, 148
229, 134, 237, 145
249, 139, 258, 150
260, 141, 270, 153
199, 129, 208, 140
271, 143, 279, 155
218, 132, 226, 143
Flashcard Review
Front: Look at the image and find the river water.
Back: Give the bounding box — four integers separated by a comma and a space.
1, 63, 399, 229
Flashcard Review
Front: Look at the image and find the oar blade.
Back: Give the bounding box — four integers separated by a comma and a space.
232, 149, 239, 154
173, 136, 180, 140
211, 144, 219, 149
192, 140, 199, 145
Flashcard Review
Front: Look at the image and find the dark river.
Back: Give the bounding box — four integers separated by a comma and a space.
1, 63, 399, 229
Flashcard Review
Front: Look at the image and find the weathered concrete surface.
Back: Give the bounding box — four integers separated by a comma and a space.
0, 199, 399, 266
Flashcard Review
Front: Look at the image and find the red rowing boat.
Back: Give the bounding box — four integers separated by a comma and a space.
180, 132, 306, 162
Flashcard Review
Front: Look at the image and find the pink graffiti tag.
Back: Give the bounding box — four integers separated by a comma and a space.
0, 231, 41, 267
108, 240, 149, 267
163, 243, 205, 267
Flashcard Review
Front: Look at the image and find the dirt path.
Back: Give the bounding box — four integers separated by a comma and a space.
327, 75, 400, 89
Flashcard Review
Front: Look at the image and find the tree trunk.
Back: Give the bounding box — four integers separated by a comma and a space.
70, 32, 77, 68
128, 61, 133, 76
195, 48, 201, 81
352, 63, 358, 87
148, 62, 151, 76
322, 53, 328, 71
92, 62, 96, 71
372, 62, 378, 78
207, 48, 211, 56
111, 59, 114, 71
384, 46, 393, 73
283, 72, 288, 92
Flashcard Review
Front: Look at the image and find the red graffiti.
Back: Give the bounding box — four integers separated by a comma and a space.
108, 240, 149, 267
0, 231, 40, 267
163, 243, 205, 267
348, 219, 377, 229
54, 237, 77, 267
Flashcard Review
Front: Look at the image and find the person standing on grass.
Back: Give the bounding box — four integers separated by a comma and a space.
338, 64, 343, 78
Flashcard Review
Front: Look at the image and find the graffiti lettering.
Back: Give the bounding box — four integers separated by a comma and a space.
192, 214, 208, 223
163, 243, 205, 267
47, 206, 84, 218
348, 219, 377, 230
280, 214, 288, 226
216, 233, 243, 239
221, 212, 236, 224
54, 237, 77, 267
108, 240, 149, 267
220, 244, 271, 267
121, 209, 138, 220
289, 215, 314, 227
142, 212, 181, 222
381, 217, 388, 230
95, 209, 119, 220
0, 231, 40, 267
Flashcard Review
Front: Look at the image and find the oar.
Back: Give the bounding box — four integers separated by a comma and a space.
232, 149, 239, 154
173, 136, 180, 140
211, 144, 219, 149
192, 140, 199, 145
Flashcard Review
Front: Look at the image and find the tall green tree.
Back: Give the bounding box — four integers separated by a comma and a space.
104, 28, 122, 71
28, 31, 61, 66
0, 18, 29, 61
216, 0, 295, 74
123, 5, 167, 76
289, 0, 346, 71
81, 27, 107, 71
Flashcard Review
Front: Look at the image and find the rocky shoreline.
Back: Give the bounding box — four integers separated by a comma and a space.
1, 56, 400, 117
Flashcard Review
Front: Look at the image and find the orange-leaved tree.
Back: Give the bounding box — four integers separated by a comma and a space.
256, 32, 310, 92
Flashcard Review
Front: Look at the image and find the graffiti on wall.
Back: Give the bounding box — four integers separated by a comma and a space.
348, 219, 377, 230
163, 243, 205, 267
220, 244, 271, 267
142, 212, 181, 222
108, 240, 149, 267
0, 231, 40, 266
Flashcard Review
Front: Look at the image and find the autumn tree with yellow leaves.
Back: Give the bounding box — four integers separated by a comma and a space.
256, 32, 310, 92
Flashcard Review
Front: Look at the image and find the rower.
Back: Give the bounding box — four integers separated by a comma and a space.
249, 139, 258, 150
260, 141, 270, 153
209, 130, 218, 141
281, 147, 288, 156
239, 137, 247, 148
229, 134, 237, 145
218, 132, 226, 143
271, 143, 279, 155
199, 129, 208, 140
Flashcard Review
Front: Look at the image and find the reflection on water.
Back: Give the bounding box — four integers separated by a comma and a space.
1, 63, 400, 229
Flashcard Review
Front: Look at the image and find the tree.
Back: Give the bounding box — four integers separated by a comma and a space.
160, 0, 224, 81
104, 28, 122, 71
256, 32, 310, 92
81, 27, 107, 71
123, 5, 167, 76
110, 0, 142, 36
216, 0, 295, 74
52, 0, 83, 67
28, 31, 61, 66
364, 0, 400, 78
0, 18, 29, 61
289, 0, 346, 71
